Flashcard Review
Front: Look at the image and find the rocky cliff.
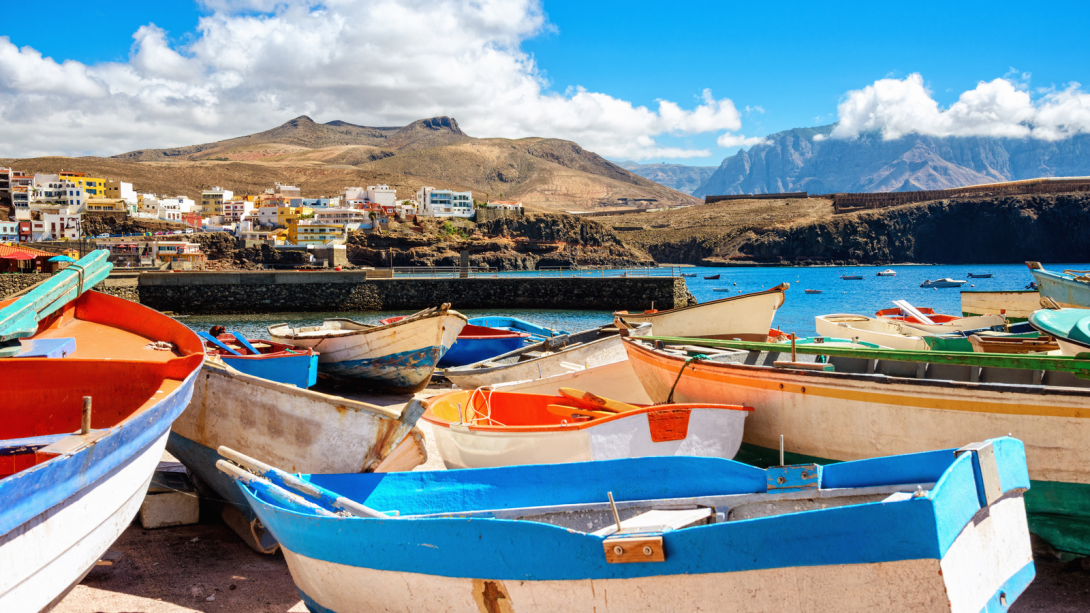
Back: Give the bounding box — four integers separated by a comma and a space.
695, 126, 1090, 197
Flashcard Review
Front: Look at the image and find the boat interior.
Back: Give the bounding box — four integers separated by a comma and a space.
0, 291, 204, 479
453, 325, 623, 370
648, 340, 1090, 389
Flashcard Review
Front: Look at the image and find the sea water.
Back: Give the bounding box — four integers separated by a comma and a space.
182, 262, 1082, 338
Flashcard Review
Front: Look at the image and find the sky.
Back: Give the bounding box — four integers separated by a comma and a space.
3, 0, 1090, 164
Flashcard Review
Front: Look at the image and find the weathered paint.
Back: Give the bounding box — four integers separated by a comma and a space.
613, 284, 785, 341
229, 439, 1033, 612
961, 290, 1040, 322
1030, 265, 1090, 309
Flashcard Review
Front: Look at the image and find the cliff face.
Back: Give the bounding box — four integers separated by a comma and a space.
695, 126, 1090, 197
648, 193, 1090, 265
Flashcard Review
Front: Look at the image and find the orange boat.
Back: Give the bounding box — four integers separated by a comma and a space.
0, 251, 204, 611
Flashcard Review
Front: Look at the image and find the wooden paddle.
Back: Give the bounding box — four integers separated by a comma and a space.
558, 388, 643, 414
546, 404, 612, 419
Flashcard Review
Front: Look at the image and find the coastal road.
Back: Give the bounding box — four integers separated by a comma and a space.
53, 387, 1090, 612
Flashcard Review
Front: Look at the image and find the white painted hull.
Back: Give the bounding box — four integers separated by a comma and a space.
431, 408, 747, 469
1056, 337, 1090, 357
446, 334, 628, 390
616, 287, 783, 340
814, 314, 927, 350
172, 362, 424, 474
281, 493, 1031, 613
494, 359, 653, 404
886, 313, 1007, 334
0, 432, 167, 613
961, 291, 1040, 321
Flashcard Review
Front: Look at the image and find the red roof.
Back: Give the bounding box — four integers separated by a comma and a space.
0, 244, 55, 258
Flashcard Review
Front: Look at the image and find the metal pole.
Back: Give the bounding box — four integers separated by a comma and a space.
81, 396, 92, 434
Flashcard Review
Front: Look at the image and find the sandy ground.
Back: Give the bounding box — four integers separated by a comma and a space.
54, 385, 1090, 612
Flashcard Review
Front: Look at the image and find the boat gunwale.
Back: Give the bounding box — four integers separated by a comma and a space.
267, 308, 468, 341
611, 283, 787, 319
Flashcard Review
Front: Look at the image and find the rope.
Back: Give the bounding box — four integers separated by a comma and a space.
666, 353, 707, 404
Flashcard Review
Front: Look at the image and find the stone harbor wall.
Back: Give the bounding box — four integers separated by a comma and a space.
93, 277, 140, 303
0, 273, 50, 299
136, 271, 695, 315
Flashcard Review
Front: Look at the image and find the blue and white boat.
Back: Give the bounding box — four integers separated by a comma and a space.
267, 305, 466, 393
1027, 261, 1090, 308
199, 331, 319, 388
467, 316, 566, 344
0, 250, 205, 611
219, 437, 1034, 613
435, 324, 529, 368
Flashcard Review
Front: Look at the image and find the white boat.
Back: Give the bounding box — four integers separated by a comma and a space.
961, 289, 1040, 323
612, 284, 786, 341
814, 313, 928, 350
168, 360, 427, 552
267, 305, 466, 393
875, 303, 1006, 334
876, 269, 897, 276
491, 359, 653, 404
921, 278, 966, 288
444, 323, 651, 390
421, 390, 752, 469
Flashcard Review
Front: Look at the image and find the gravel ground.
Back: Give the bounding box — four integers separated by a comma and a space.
53, 387, 1090, 612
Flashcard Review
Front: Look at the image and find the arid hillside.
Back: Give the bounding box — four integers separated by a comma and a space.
65, 115, 699, 211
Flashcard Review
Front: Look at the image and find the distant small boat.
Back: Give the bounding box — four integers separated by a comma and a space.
681, 273, 697, 278
876, 269, 897, 277
712, 288, 732, 292
805, 289, 823, 294
920, 278, 966, 288
704, 274, 721, 280
967, 273, 993, 279
199, 330, 318, 389
421, 389, 752, 469
840, 275, 863, 280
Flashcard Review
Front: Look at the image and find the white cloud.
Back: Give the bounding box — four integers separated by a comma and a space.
829, 73, 1090, 141
0, 0, 758, 160
717, 133, 769, 148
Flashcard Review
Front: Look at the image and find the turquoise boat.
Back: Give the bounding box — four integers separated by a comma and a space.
219, 437, 1034, 613
1027, 261, 1090, 308
1029, 308, 1090, 356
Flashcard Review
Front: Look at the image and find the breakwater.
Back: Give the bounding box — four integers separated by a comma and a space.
134, 271, 694, 315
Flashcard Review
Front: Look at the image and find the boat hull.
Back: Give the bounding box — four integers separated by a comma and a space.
220, 351, 318, 388
430, 407, 747, 469
445, 333, 629, 390
887, 314, 1006, 334
0, 366, 199, 613
815, 315, 927, 350
168, 363, 427, 551
614, 286, 785, 341
961, 290, 1040, 322
625, 338, 1090, 554
496, 359, 653, 404
1031, 267, 1090, 309
438, 335, 527, 368
271, 314, 463, 393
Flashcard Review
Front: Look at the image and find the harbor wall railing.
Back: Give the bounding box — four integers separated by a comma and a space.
129, 270, 695, 315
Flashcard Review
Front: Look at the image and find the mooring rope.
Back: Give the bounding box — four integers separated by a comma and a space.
666, 353, 707, 404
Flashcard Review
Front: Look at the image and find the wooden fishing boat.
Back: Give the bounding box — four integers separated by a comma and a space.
218, 437, 1034, 613
814, 313, 927, 350
961, 289, 1040, 322
624, 334, 1090, 555
967, 334, 1060, 354
436, 324, 529, 368
920, 278, 966, 288
612, 284, 787, 341
1027, 261, 1090, 308
267, 305, 466, 393
467, 316, 566, 343
968, 272, 994, 279
1029, 308, 1090, 356
491, 359, 654, 404
168, 359, 427, 552
804, 289, 822, 294
876, 269, 897, 276
199, 331, 318, 388
421, 389, 751, 469
704, 274, 720, 280
444, 322, 650, 390
0, 250, 205, 612
920, 324, 1045, 353
876, 303, 1006, 334
840, 274, 863, 280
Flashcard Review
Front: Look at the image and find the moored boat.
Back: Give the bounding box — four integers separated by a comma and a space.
968, 272, 993, 279
443, 322, 651, 390
466, 316, 566, 344
804, 289, 822, 294
840, 274, 863, 280
199, 330, 318, 388
921, 278, 966, 288
267, 305, 466, 393
814, 313, 927, 350
168, 360, 428, 552
875, 303, 1006, 334
1029, 308, 1090, 356
876, 269, 897, 276
681, 273, 697, 277
961, 289, 1040, 322
704, 274, 720, 280
421, 390, 751, 469
0, 250, 205, 612
612, 284, 787, 341
624, 334, 1090, 555
1027, 261, 1090, 308
219, 437, 1035, 613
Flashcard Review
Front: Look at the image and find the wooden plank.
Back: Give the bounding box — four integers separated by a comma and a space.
593, 507, 712, 537
603, 535, 665, 563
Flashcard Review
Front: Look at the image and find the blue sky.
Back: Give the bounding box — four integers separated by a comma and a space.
4, 0, 1090, 163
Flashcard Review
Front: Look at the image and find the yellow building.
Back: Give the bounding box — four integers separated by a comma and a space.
278, 205, 313, 227
201, 187, 234, 218
84, 198, 131, 213
59, 172, 107, 199
288, 219, 343, 245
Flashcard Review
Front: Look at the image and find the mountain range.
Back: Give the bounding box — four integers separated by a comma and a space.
633, 125, 1090, 198
615, 161, 716, 195
109, 116, 697, 210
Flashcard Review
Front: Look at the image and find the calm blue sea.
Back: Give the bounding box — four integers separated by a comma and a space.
181, 263, 1082, 339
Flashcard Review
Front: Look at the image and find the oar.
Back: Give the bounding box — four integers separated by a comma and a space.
893, 299, 936, 325
196, 331, 242, 356
558, 388, 643, 413
546, 404, 613, 419
228, 332, 261, 355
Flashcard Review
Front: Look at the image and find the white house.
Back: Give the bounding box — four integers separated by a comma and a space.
313, 208, 370, 224
366, 185, 397, 207
31, 174, 64, 204
415, 187, 474, 218
41, 208, 81, 240
222, 200, 255, 223
487, 200, 523, 210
